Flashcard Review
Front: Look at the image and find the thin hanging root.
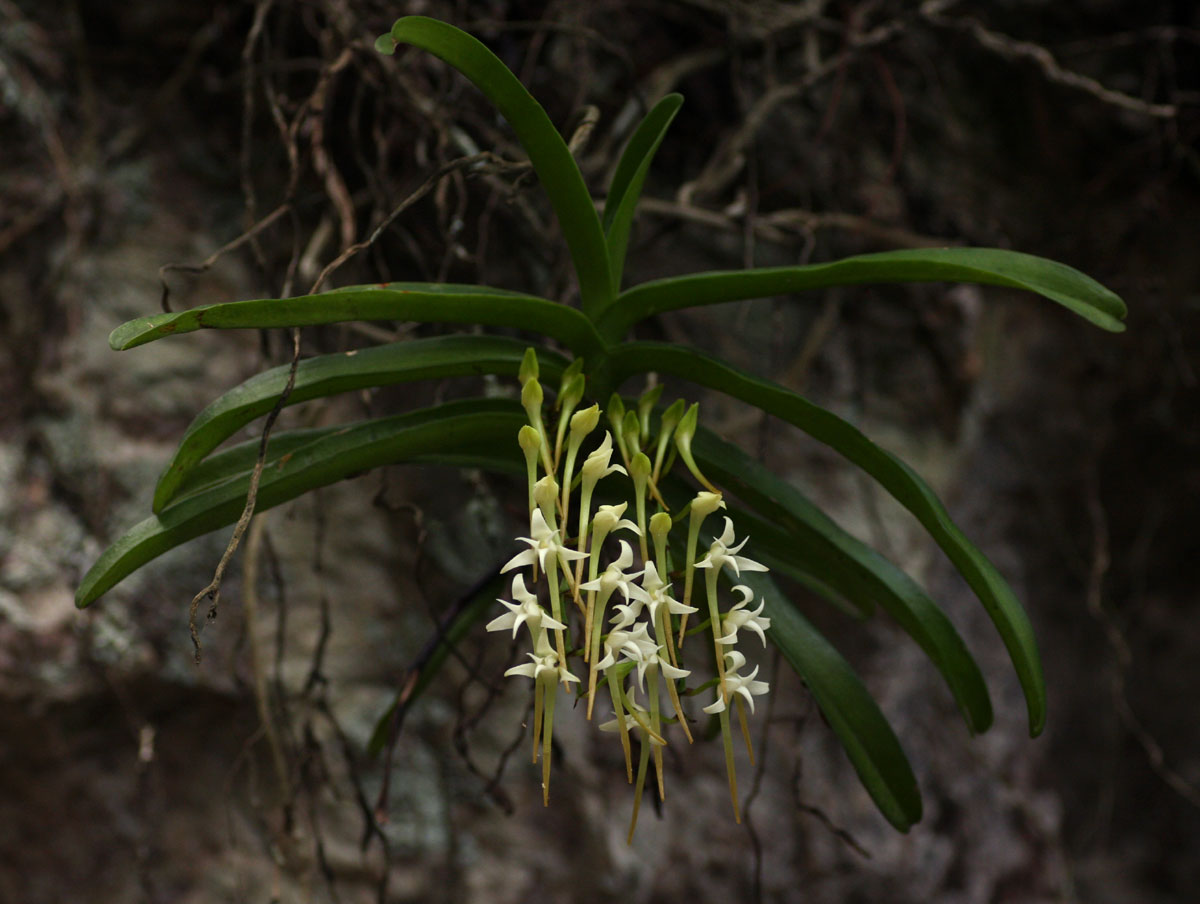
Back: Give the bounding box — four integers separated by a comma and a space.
628, 739, 651, 844
736, 696, 755, 765
719, 706, 741, 823
542, 682, 557, 806
607, 673, 633, 782
532, 678, 545, 764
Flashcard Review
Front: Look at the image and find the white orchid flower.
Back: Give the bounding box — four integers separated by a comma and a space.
592, 501, 641, 538
694, 517, 769, 577
486, 574, 566, 639
505, 645, 580, 686
633, 561, 698, 623
702, 649, 769, 714
600, 699, 665, 746
580, 431, 626, 484
579, 539, 643, 605
502, 508, 587, 574
594, 621, 657, 672
628, 647, 686, 694
714, 584, 771, 646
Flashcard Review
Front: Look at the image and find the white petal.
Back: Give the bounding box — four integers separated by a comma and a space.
729, 585, 755, 608
500, 549, 536, 573
730, 554, 768, 574
510, 574, 538, 605
717, 516, 737, 546
660, 661, 690, 681
504, 662, 537, 679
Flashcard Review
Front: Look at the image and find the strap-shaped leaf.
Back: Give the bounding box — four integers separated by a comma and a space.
75, 399, 527, 608
610, 341, 1046, 736
380, 17, 614, 315
173, 424, 343, 501
740, 570, 923, 831
595, 247, 1127, 340
691, 428, 993, 735
603, 94, 683, 288
109, 283, 604, 358
151, 335, 567, 513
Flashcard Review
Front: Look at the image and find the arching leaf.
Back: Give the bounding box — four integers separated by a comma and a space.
109, 283, 604, 358
610, 341, 1045, 736
742, 570, 923, 831
603, 93, 683, 288
380, 17, 614, 314
76, 399, 526, 608
691, 428, 993, 735
151, 335, 567, 512
596, 247, 1127, 340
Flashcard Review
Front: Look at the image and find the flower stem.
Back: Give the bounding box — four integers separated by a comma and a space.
545, 558, 569, 682
705, 569, 727, 688
532, 676, 544, 764
718, 706, 740, 823
628, 737, 651, 844
735, 696, 755, 765
649, 668, 665, 801
586, 585, 615, 719
542, 678, 556, 806
679, 512, 702, 647
606, 671, 633, 782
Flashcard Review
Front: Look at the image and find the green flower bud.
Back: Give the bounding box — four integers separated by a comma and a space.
519, 347, 540, 385
637, 383, 664, 442
569, 403, 601, 437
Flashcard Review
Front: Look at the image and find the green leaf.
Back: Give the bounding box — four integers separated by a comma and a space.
610, 341, 1045, 736
75, 399, 527, 608
691, 427, 993, 735
596, 247, 1127, 340
108, 283, 604, 358
602, 94, 683, 289
173, 425, 344, 501
151, 335, 567, 513
385, 17, 614, 314
742, 570, 923, 831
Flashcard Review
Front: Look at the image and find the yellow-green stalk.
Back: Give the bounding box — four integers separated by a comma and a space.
628, 452, 652, 563
521, 378, 555, 475
679, 491, 724, 645
651, 398, 686, 484
552, 366, 585, 469
673, 403, 719, 493
560, 403, 599, 547
636, 382, 663, 444
518, 425, 541, 519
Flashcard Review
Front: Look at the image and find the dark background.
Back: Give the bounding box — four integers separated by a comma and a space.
1, 1, 1197, 901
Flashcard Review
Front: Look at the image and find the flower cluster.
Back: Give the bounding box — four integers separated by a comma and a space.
487, 349, 771, 838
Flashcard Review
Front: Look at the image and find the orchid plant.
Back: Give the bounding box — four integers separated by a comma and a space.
75, 16, 1127, 835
